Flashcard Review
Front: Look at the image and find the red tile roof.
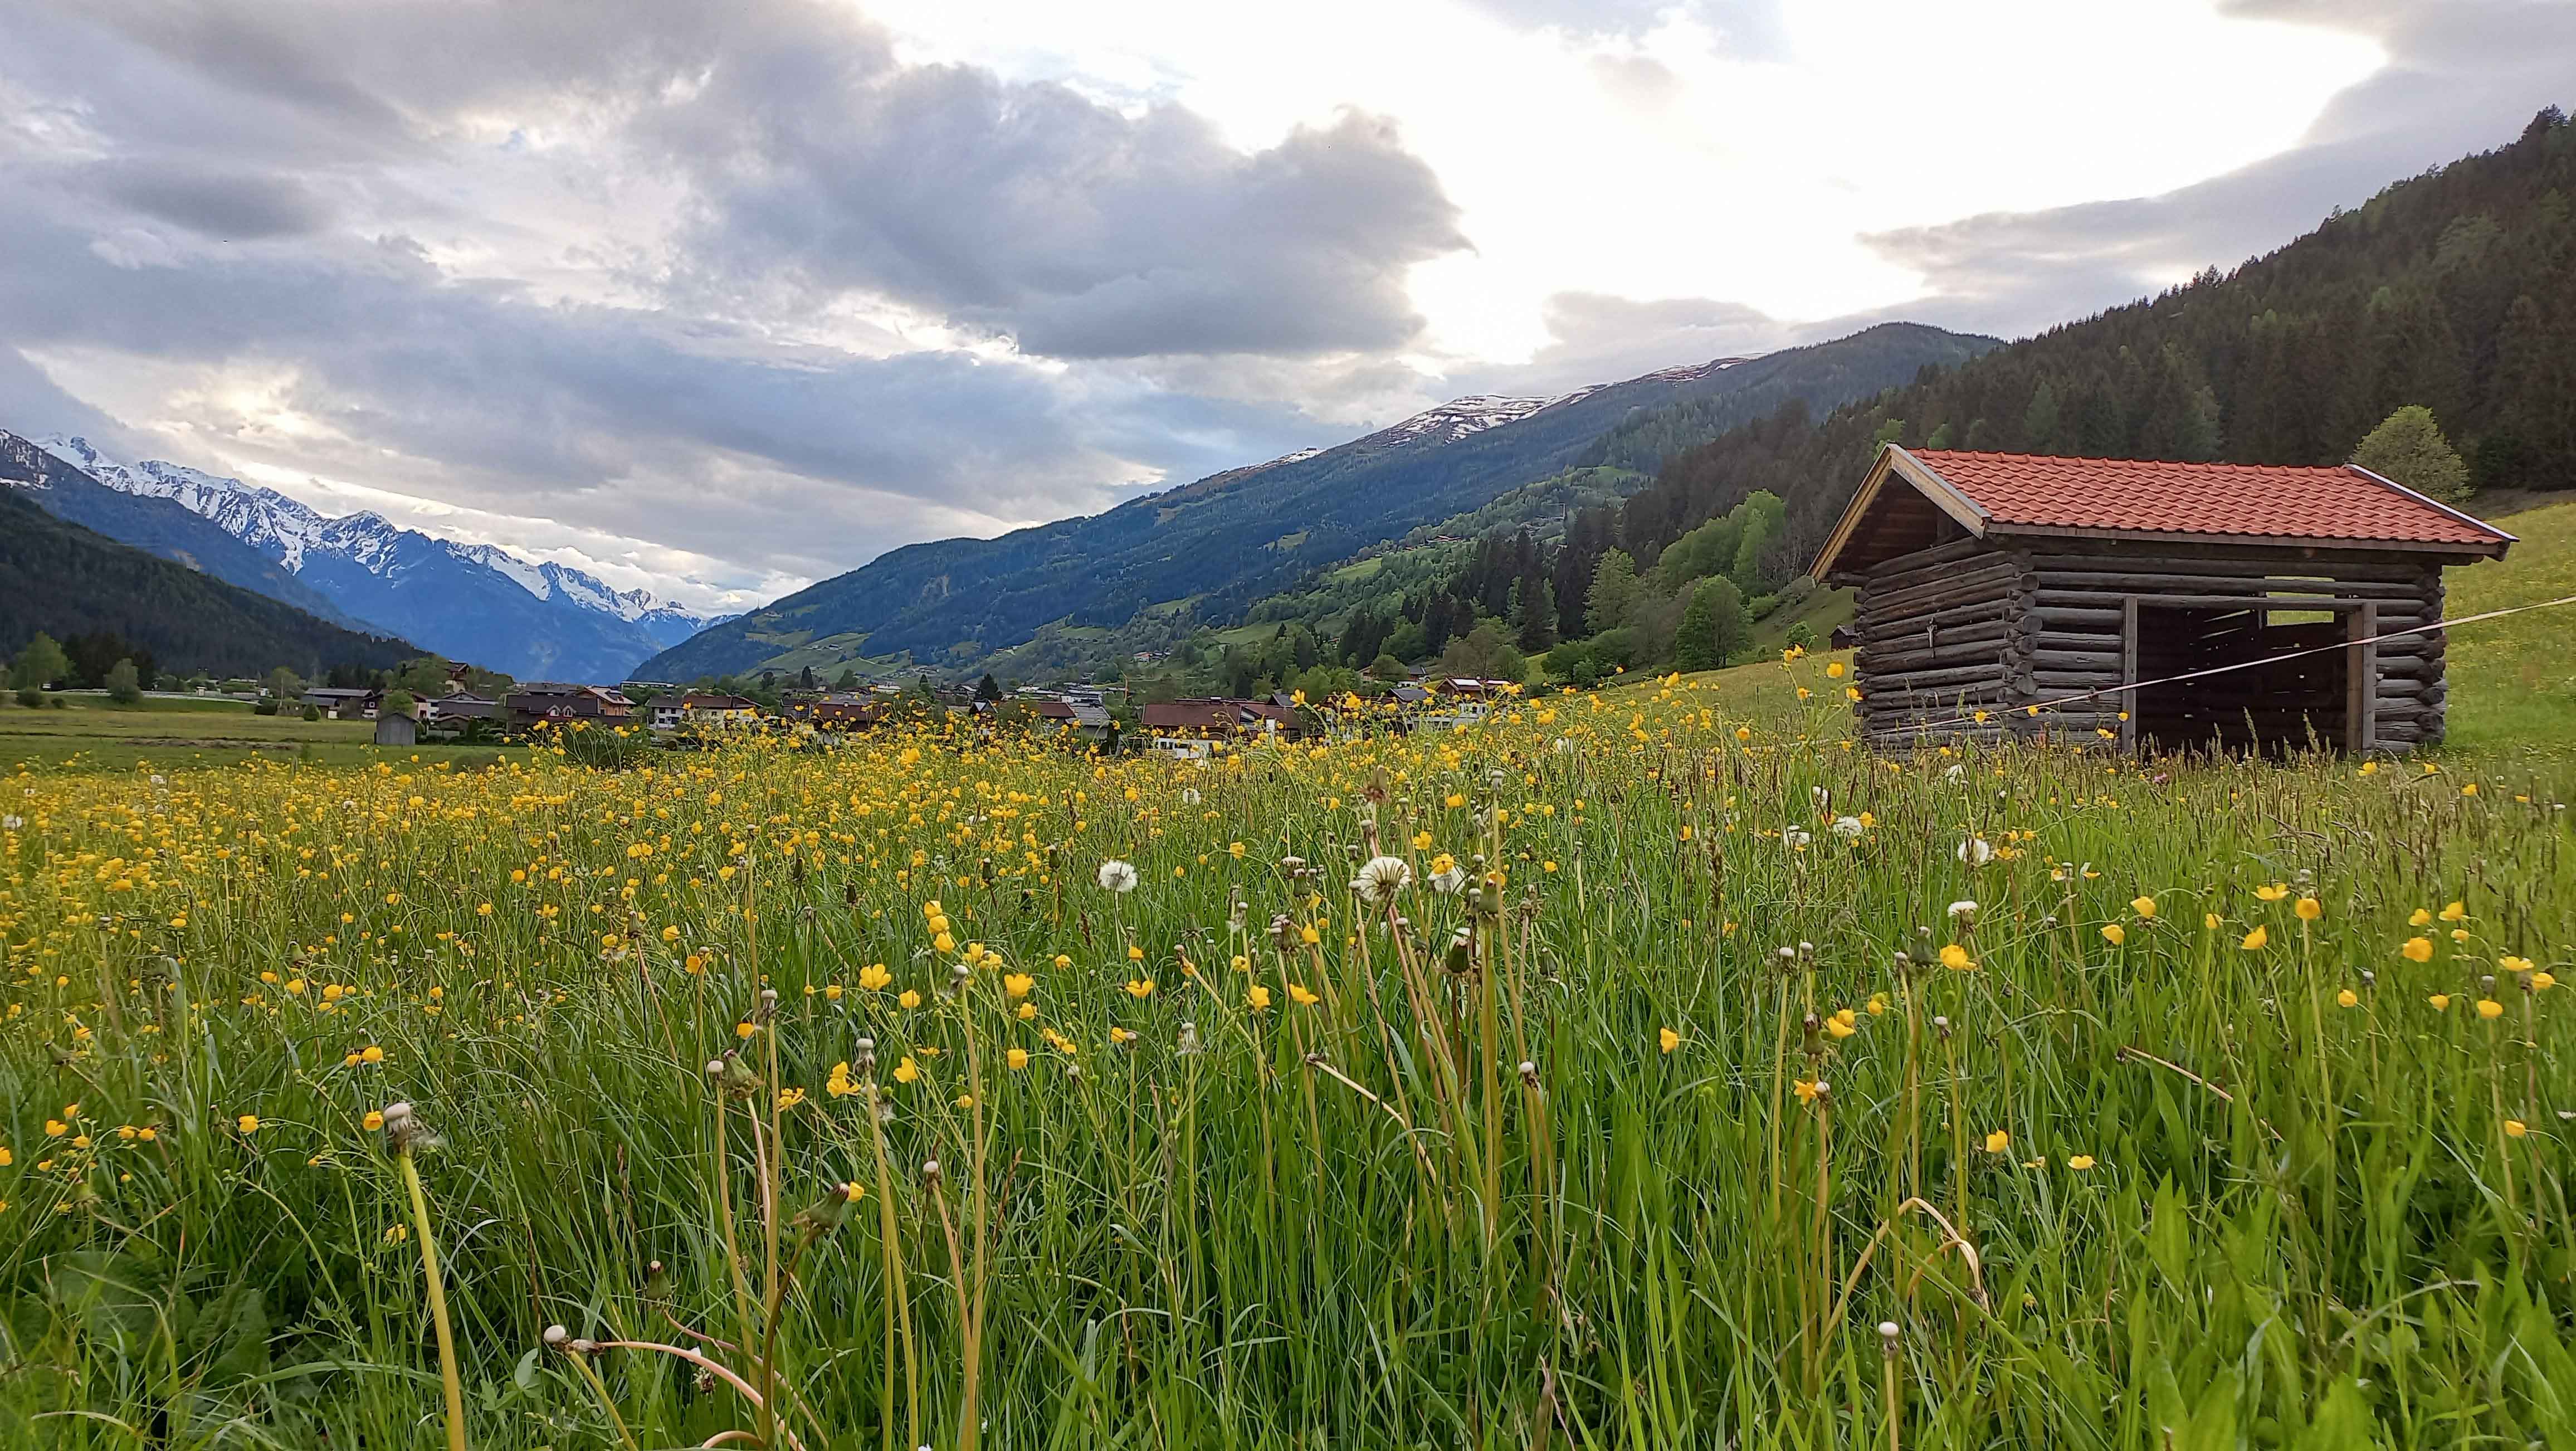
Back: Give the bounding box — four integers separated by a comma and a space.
1905, 450, 2512, 550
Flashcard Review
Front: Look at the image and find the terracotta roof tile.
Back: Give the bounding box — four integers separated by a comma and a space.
1907, 450, 2511, 549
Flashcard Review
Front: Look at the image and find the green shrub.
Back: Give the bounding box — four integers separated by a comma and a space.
558, 724, 651, 771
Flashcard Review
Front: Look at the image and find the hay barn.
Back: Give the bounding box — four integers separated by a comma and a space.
1812, 447, 2516, 754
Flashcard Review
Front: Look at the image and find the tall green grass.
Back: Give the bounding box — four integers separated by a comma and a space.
0, 685, 2569, 1448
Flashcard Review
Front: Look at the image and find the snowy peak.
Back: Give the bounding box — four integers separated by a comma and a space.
1372, 393, 1565, 448
1636, 357, 1755, 384
1352, 357, 1763, 454
40, 434, 337, 569
34, 435, 724, 626
29, 434, 736, 676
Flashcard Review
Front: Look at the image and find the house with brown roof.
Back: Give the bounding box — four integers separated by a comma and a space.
505, 683, 635, 730
1813, 446, 2514, 755
1139, 697, 1300, 758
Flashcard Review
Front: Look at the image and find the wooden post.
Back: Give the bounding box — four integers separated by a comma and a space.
2119, 596, 2140, 755
2346, 601, 2378, 754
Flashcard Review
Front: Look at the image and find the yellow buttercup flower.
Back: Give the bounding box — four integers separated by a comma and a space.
2239, 925, 2268, 951
1983, 1130, 2009, 1154
2401, 937, 2434, 963
2294, 898, 2321, 922
2130, 896, 2157, 919
2100, 923, 2125, 946
1658, 1026, 1680, 1054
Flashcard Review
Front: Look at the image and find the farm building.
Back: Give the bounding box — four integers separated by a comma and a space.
1812, 447, 2516, 754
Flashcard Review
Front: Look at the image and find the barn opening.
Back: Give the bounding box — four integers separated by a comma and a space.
2125, 601, 2360, 757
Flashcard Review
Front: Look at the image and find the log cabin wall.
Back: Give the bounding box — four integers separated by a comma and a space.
1848, 535, 2449, 753
1848, 536, 2029, 749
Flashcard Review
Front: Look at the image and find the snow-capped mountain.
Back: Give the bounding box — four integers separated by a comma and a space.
37, 436, 735, 682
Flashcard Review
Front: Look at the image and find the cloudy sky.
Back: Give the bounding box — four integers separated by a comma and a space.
2, 1, 2569, 609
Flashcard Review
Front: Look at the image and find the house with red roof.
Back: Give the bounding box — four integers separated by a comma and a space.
1813, 446, 2514, 755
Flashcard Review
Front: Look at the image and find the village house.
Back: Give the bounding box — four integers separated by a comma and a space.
300, 685, 383, 719
419, 692, 504, 727
681, 692, 761, 727
1139, 697, 1301, 758
788, 694, 883, 729
1418, 676, 1520, 730
505, 682, 635, 731
1813, 446, 2515, 754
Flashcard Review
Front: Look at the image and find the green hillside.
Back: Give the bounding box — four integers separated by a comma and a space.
2443, 499, 2576, 756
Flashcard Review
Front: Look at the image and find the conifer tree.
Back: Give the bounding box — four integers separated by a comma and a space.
2351, 405, 2472, 502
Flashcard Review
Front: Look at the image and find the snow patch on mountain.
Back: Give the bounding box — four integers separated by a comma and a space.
37, 435, 727, 626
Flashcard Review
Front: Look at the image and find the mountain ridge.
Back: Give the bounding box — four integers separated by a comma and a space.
641, 324, 1990, 680
36, 436, 732, 681
0, 443, 419, 678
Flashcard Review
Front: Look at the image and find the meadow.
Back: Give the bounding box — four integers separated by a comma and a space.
0, 694, 521, 774
2, 641, 2572, 1451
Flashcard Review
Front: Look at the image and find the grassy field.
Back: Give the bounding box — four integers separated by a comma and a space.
0, 695, 523, 773
0, 504, 2570, 1448
2, 648, 2573, 1448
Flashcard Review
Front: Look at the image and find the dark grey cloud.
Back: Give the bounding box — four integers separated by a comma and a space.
1865, 1, 2576, 340
45, 0, 1465, 362
87, 159, 333, 238
654, 61, 1463, 359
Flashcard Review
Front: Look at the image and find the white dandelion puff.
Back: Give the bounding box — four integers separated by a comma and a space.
1096, 859, 1139, 894
1350, 855, 1413, 906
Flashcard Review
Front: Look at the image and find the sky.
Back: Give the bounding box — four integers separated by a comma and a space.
1, 1, 2569, 611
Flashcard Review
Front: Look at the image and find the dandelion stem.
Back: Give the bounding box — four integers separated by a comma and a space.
397, 1152, 468, 1451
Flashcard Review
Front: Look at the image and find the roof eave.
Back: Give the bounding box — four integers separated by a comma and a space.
1810, 444, 1990, 579
1980, 521, 2510, 559
2340, 465, 2518, 551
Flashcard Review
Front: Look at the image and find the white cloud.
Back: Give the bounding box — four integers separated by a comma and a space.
851, 0, 2382, 365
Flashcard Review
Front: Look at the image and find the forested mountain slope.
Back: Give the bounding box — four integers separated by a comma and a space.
1622, 108, 2576, 581
641, 322, 1994, 680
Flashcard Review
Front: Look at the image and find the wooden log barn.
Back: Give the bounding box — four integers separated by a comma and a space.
1812, 448, 2517, 754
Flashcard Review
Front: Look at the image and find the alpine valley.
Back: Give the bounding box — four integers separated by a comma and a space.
640, 321, 1999, 682
23, 437, 734, 683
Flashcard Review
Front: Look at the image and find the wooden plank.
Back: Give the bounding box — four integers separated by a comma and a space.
2024, 552, 2428, 582
2032, 570, 2428, 601
2036, 590, 2371, 612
